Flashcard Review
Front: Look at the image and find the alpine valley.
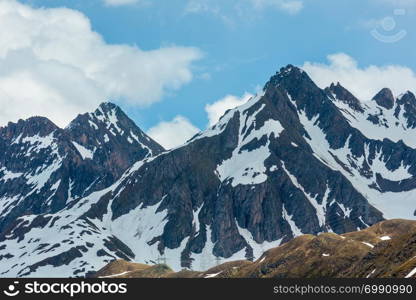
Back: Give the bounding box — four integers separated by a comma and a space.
1, 65, 416, 277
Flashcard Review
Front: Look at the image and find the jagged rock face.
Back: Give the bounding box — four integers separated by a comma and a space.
0, 103, 164, 237
373, 88, 395, 110
325, 82, 364, 113
2, 65, 416, 277
395, 91, 416, 129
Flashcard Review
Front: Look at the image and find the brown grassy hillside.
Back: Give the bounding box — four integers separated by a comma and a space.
92, 219, 416, 278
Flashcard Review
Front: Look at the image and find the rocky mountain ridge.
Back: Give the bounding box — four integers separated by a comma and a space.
1, 65, 416, 277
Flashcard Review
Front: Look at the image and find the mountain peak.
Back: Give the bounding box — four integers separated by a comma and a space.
14, 116, 57, 130
329, 82, 342, 89
93, 101, 124, 120
67, 101, 126, 131
0, 116, 59, 141
66, 100, 164, 163
372, 88, 395, 109
263, 64, 309, 92
276, 64, 306, 80
97, 101, 120, 113
280, 64, 301, 73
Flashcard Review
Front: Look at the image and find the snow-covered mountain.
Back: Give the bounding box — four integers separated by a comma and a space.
0, 102, 163, 239
1, 65, 416, 277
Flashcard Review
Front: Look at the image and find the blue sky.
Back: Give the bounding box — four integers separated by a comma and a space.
3, 0, 416, 148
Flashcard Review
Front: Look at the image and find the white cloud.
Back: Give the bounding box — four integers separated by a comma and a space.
103, 0, 140, 7
379, 0, 416, 7
0, 1, 202, 127
147, 116, 200, 149
185, 0, 216, 13
249, 0, 303, 14
184, 0, 303, 22
205, 93, 253, 126
184, 0, 234, 25
147, 92, 255, 148
302, 53, 416, 100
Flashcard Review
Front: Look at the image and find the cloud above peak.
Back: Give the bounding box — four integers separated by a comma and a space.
302, 53, 416, 100
205, 93, 253, 127
147, 116, 200, 149
147, 92, 255, 149
0, 0, 201, 127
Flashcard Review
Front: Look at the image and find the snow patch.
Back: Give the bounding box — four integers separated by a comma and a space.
282, 205, 303, 237
236, 223, 283, 261
99, 271, 132, 278
405, 266, 416, 278
366, 269, 376, 278
72, 142, 94, 160
0, 168, 23, 182
361, 242, 374, 248
281, 162, 329, 228
204, 271, 222, 278
216, 105, 284, 187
